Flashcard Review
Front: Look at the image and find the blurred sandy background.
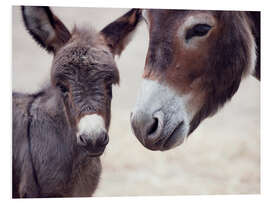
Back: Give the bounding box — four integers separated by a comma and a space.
12, 6, 260, 196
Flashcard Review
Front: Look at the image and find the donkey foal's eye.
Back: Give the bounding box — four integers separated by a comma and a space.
107, 86, 112, 98
185, 24, 212, 41
57, 83, 69, 94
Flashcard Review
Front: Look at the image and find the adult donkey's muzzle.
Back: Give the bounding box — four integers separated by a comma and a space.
131, 109, 187, 151
130, 79, 190, 151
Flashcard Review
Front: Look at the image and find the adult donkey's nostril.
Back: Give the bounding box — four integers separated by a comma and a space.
146, 117, 159, 135
145, 111, 164, 144
130, 110, 164, 147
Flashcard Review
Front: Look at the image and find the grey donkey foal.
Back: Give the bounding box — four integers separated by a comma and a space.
13, 6, 142, 198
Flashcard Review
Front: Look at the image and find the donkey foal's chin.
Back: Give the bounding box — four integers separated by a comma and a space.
131, 79, 190, 151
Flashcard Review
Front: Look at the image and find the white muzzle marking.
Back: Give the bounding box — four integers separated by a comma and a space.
133, 79, 192, 121
77, 114, 106, 139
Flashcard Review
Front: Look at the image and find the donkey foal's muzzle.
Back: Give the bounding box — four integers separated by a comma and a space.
77, 114, 109, 156
77, 131, 109, 155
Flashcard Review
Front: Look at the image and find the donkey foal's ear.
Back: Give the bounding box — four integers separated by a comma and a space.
101, 9, 142, 56
21, 6, 71, 53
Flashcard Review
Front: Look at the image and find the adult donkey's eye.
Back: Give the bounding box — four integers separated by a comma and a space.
185, 24, 212, 41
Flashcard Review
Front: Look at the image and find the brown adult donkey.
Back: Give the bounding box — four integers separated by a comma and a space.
13, 6, 141, 198
130, 9, 260, 151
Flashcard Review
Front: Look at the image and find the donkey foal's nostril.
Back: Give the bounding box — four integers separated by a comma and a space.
146, 117, 159, 135
78, 134, 89, 146
96, 132, 109, 147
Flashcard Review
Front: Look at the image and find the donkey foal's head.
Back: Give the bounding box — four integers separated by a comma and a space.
22, 6, 141, 155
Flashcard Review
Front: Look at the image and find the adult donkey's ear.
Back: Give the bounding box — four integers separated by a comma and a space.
248, 11, 260, 80
101, 9, 142, 56
21, 6, 71, 53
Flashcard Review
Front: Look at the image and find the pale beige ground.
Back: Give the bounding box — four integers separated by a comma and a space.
12, 6, 260, 196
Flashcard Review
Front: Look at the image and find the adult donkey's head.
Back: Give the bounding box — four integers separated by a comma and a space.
22, 6, 141, 155
131, 9, 260, 151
